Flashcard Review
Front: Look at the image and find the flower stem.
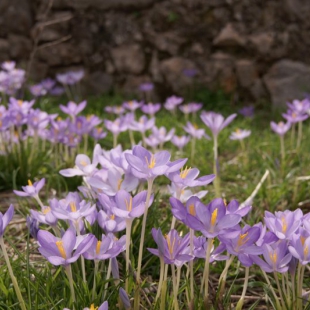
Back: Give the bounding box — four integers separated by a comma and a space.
218, 255, 235, 297
213, 137, 220, 197
92, 260, 99, 300
201, 238, 214, 306
113, 133, 118, 148
65, 264, 76, 308
236, 267, 249, 310
280, 135, 285, 162
297, 121, 303, 149
189, 229, 194, 307
0, 237, 27, 310
156, 257, 165, 302
262, 270, 281, 310
134, 178, 154, 310
171, 264, 180, 310
190, 137, 196, 165
75, 223, 86, 283
274, 271, 286, 310
125, 219, 133, 292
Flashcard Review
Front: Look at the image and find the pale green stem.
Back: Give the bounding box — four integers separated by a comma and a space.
113, 133, 118, 148
160, 278, 167, 310
236, 267, 249, 310
262, 270, 281, 310
280, 135, 285, 162
125, 219, 133, 292
75, 222, 86, 283
134, 178, 154, 310
171, 264, 179, 310
284, 272, 291, 308
141, 132, 146, 148
65, 264, 76, 308
0, 237, 27, 310
297, 121, 303, 149
176, 267, 181, 297
297, 264, 305, 310
291, 123, 296, 147
103, 260, 111, 299
190, 137, 196, 165
189, 229, 194, 306
129, 129, 135, 147
274, 271, 286, 310
92, 260, 99, 300
155, 257, 165, 301
83, 134, 88, 154
218, 255, 235, 296
213, 137, 220, 197
201, 238, 214, 306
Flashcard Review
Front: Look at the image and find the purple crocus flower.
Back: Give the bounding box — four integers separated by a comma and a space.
112, 190, 151, 219
14, 178, 45, 198
148, 228, 192, 267
125, 145, 171, 180
183, 122, 209, 140
282, 110, 308, 123
145, 134, 160, 149
37, 228, 94, 266
288, 233, 310, 265
179, 103, 202, 115
129, 115, 155, 133
238, 106, 254, 118
193, 237, 228, 262
97, 209, 126, 233
185, 198, 242, 238
164, 95, 183, 111
171, 135, 190, 151
30, 205, 58, 226
251, 241, 292, 273
104, 117, 128, 135
229, 129, 251, 140
29, 84, 47, 97
200, 112, 237, 138
264, 209, 302, 240
2, 61, 16, 71
287, 99, 310, 115
123, 100, 143, 111
141, 102, 161, 116
59, 101, 87, 118
119, 288, 131, 309
0, 205, 14, 237
41, 78, 56, 91
270, 121, 291, 136
139, 82, 154, 92
183, 68, 197, 78
219, 225, 263, 266
83, 233, 125, 260
104, 106, 125, 115
56, 70, 84, 85
64, 301, 108, 310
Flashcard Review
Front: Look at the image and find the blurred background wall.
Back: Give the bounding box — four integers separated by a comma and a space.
1, 0, 310, 106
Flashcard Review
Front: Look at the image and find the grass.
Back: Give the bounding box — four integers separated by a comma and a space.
1, 87, 310, 309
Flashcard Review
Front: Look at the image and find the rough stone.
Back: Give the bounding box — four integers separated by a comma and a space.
213, 23, 246, 47
36, 42, 82, 66
0, 39, 9, 60
159, 57, 197, 93
236, 59, 258, 88
249, 32, 274, 55
83, 71, 113, 95
284, 0, 310, 20
111, 44, 145, 75
8, 35, 32, 59
263, 60, 310, 107
122, 75, 153, 97
152, 32, 186, 55
249, 79, 267, 100
28, 60, 49, 81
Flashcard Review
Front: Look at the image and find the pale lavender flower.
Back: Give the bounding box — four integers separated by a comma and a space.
122, 100, 143, 111
229, 129, 251, 140
56, 70, 84, 85
183, 122, 209, 140
29, 84, 47, 97
270, 121, 291, 136
287, 99, 310, 116
14, 179, 45, 198
164, 95, 183, 111
179, 103, 202, 115
0, 205, 14, 237
201, 112, 237, 138
193, 237, 228, 262
2, 61, 16, 71
141, 102, 161, 116
152, 126, 175, 144
104, 117, 128, 135
97, 209, 126, 233
104, 106, 125, 115
171, 135, 190, 151
238, 106, 254, 118
60, 100, 87, 118
288, 234, 310, 265
129, 115, 155, 133
282, 110, 308, 123
145, 134, 160, 149
139, 82, 154, 92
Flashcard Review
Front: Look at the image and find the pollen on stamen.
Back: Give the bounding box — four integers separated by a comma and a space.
211, 208, 218, 226
28, 179, 33, 186
80, 160, 88, 166
56, 241, 67, 259
270, 252, 277, 264
96, 241, 101, 255
110, 214, 115, 220
145, 155, 156, 169
188, 204, 196, 216
70, 202, 77, 212
117, 179, 123, 190
180, 166, 191, 179
125, 197, 133, 212
43, 207, 51, 214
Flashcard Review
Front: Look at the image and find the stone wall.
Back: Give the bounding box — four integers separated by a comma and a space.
2, 0, 310, 105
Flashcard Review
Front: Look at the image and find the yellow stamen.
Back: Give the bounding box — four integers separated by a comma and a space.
17, 100, 23, 106
57, 116, 62, 121
77, 121, 82, 129
281, 217, 287, 233
117, 179, 123, 190
180, 166, 191, 179
235, 128, 241, 133
270, 252, 277, 264
96, 241, 101, 255
145, 155, 156, 169
28, 179, 33, 186
193, 123, 198, 129
56, 241, 67, 259
223, 199, 227, 206
125, 197, 133, 212
43, 207, 51, 214
80, 160, 88, 166
165, 234, 176, 256
237, 232, 249, 247
301, 236, 306, 246
292, 112, 297, 118
70, 202, 77, 212
87, 115, 93, 121
89, 304, 98, 310
278, 122, 284, 127
211, 208, 218, 226
188, 204, 196, 216
110, 214, 115, 220
128, 101, 133, 106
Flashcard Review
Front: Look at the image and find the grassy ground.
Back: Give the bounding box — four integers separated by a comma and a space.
1, 88, 310, 309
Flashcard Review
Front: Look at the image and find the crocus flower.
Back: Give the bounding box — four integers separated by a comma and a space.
288, 234, 310, 265
238, 106, 254, 118
179, 103, 202, 115
283, 110, 308, 123
287, 99, 310, 115
270, 121, 291, 136
104, 117, 128, 135
164, 95, 183, 111
60, 101, 87, 118
251, 241, 292, 273
83, 233, 125, 260
229, 129, 251, 140
183, 68, 197, 77
152, 126, 175, 145
14, 178, 45, 198
123, 100, 143, 111
129, 115, 155, 133
183, 122, 209, 140
264, 209, 302, 240
125, 145, 171, 180
200, 112, 237, 138
141, 102, 161, 116
37, 228, 94, 266
56, 70, 84, 85
193, 237, 228, 262
97, 209, 126, 233
171, 135, 190, 151
64, 300, 109, 310
139, 82, 154, 92
185, 198, 242, 238
0, 205, 14, 237
104, 106, 125, 115
148, 228, 192, 267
